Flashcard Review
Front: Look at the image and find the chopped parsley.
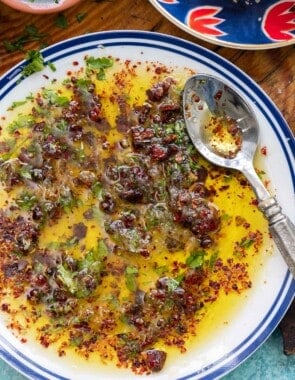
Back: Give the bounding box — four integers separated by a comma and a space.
10, 100, 27, 110
21, 50, 45, 78
19, 50, 57, 80
76, 13, 87, 23
186, 250, 206, 269
125, 266, 138, 292
54, 13, 68, 29
85, 56, 114, 80
3, 24, 47, 53
42, 89, 70, 106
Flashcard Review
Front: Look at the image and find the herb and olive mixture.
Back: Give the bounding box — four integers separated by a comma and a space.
0, 57, 269, 374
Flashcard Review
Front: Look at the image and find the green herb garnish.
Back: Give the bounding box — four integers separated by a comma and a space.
55, 13, 68, 29
10, 101, 27, 109
3, 24, 47, 53
186, 250, 206, 269
125, 266, 138, 292
165, 278, 180, 293
16, 191, 38, 211
8, 114, 35, 133
85, 56, 113, 80
21, 50, 45, 78
76, 13, 87, 23
240, 238, 254, 248
42, 89, 69, 106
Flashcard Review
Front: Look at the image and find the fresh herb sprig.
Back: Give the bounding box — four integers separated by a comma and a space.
3, 24, 48, 53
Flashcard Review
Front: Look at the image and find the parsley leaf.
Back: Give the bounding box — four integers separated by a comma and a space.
125, 266, 138, 292
10, 100, 27, 109
76, 13, 87, 23
85, 56, 113, 80
8, 114, 35, 133
42, 89, 70, 106
55, 13, 68, 29
16, 191, 38, 211
21, 50, 45, 78
186, 250, 206, 269
3, 24, 47, 53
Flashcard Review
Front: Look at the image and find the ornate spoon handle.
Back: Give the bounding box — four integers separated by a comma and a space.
259, 197, 295, 279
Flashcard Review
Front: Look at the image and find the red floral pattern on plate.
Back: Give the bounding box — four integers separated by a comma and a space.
186, 7, 226, 37
262, 1, 295, 41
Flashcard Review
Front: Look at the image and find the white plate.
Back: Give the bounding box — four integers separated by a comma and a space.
0, 31, 294, 380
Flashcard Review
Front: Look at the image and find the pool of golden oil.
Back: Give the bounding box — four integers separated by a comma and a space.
0, 59, 272, 369
204, 115, 242, 158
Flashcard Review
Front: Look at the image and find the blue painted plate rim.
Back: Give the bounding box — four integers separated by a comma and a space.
148, 0, 295, 50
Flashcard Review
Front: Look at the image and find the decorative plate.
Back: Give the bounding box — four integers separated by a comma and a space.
0, 31, 294, 380
0, 0, 81, 14
149, 0, 295, 49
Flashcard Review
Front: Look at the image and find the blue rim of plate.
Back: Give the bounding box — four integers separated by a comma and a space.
149, 0, 295, 49
0, 31, 294, 380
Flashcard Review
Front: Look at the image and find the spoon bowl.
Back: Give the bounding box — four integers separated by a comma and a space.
183, 73, 295, 278
183, 74, 258, 172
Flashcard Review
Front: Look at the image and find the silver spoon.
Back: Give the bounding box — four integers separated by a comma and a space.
183, 73, 295, 279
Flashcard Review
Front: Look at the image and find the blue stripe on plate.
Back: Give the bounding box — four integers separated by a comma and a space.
179, 275, 294, 379
0, 31, 294, 380
0, 335, 70, 380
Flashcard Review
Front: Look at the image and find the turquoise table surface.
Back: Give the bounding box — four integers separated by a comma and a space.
0, 328, 294, 379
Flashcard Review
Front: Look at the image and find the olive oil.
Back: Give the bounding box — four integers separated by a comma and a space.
0, 58, 272, 374
204, 115, 242, 158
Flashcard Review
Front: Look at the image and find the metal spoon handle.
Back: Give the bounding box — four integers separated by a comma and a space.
259, 197, 295, 279
243, 165, 295, 279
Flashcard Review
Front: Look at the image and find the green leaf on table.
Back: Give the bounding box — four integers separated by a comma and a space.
55, 13, 68, 29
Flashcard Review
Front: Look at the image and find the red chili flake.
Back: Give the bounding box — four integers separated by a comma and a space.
140, 249, 150, 258
1, 303, 10, 312
219, 185, 230, 191
264, 180, 271, 189
21, 338, 27, 343
40, 335, 50, 348
154, 66, 168, 75
239, 179, 248, 187
260, 146, 267, 155
192, 94, 200, 103
214, 90, 222, 100
72, 61, 79, 66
